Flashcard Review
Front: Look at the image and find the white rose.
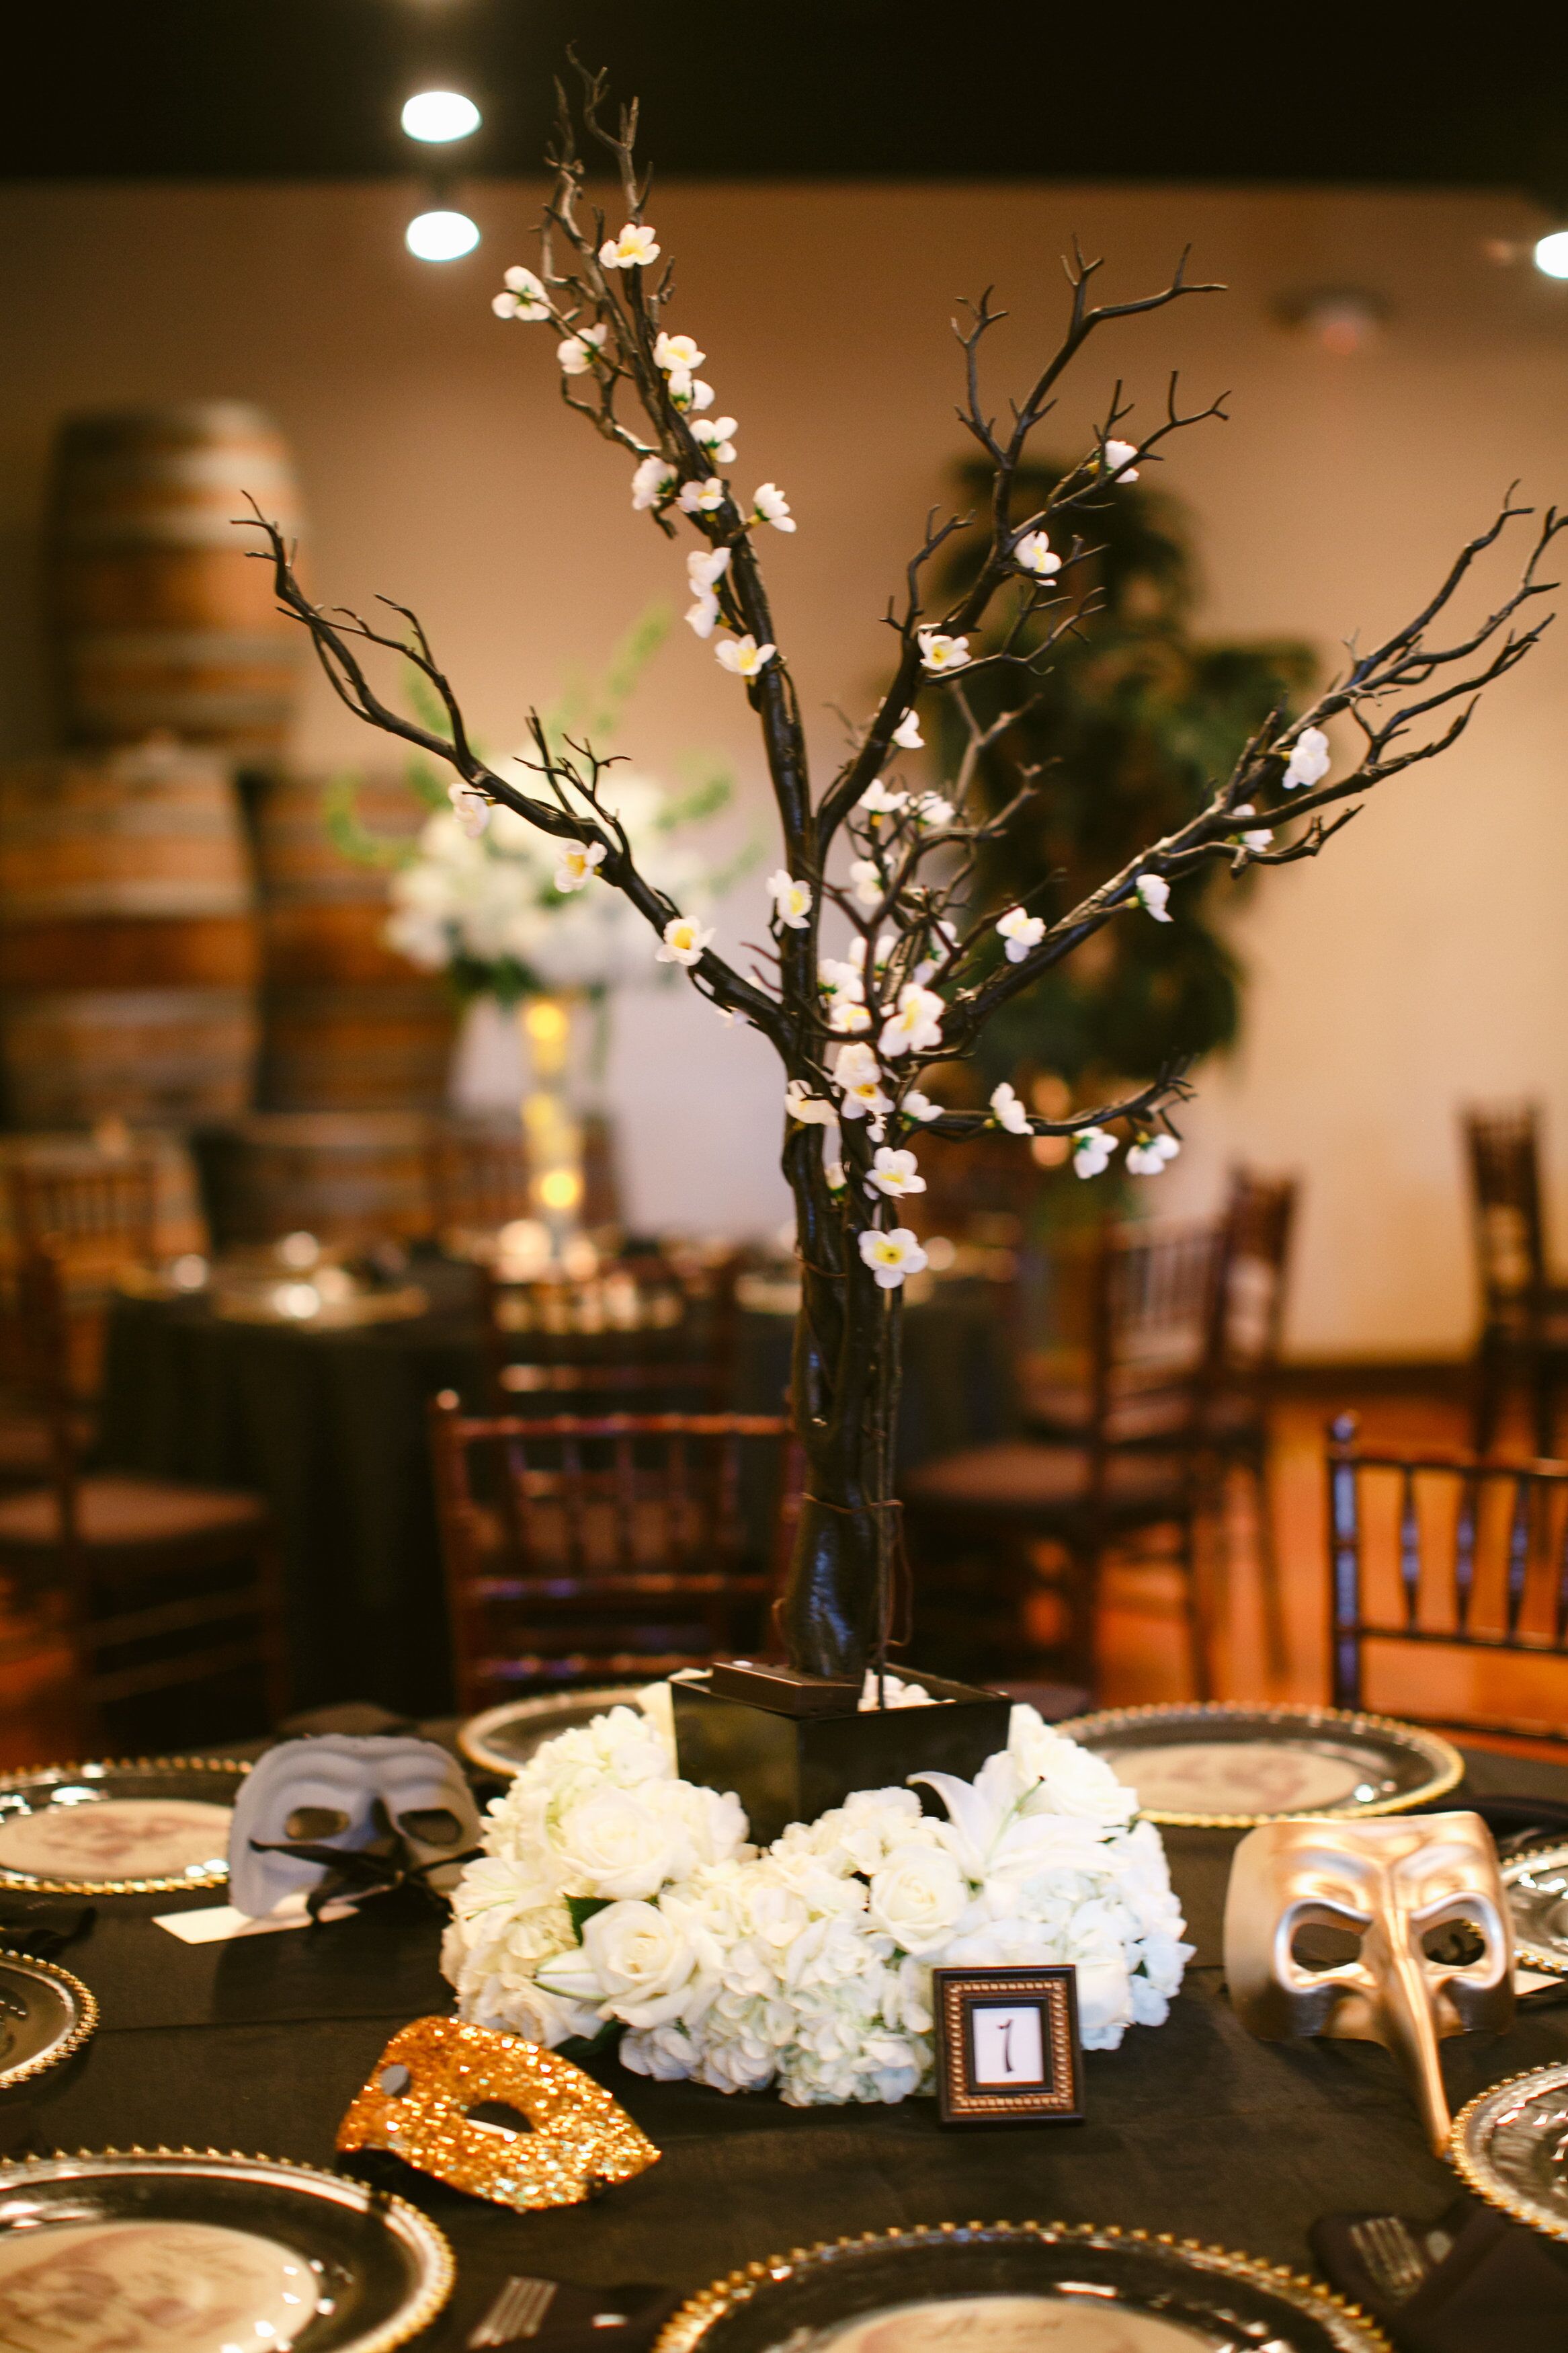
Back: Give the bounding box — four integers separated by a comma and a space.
579, 1898, 706, 2028
554, 1788, 686, 1899
867, 1842, 971, 1957
1009, 1708, 1136, 1826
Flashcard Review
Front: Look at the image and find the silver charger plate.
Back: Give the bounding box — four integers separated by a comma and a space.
0, 1757, 249, 1894
0, 1952, 97, 2088
1501, 1843, 1568, 1977
1055, 1702, 1463, 1828
0, 2147, 453, 2352
459, 1687, 653, 1778
1452, 2064, 1568, 2241
655, 2221, 1387, 2353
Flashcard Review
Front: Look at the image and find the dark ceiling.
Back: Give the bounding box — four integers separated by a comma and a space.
11, 2, 1568, 200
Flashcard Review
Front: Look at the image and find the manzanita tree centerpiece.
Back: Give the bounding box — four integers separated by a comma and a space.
253, 65, 1561, 1693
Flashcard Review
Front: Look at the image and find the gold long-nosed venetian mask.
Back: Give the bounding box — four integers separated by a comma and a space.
1223, 1810, 1514, 2154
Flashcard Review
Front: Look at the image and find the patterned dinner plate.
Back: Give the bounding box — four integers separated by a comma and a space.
1055, 1702, 1463, 1828
1500, 1843, 1568, 1977
1451, 2063, 1568, 2241
0, 1952, 97, 2089
458, 1687, 651, 1778
655, 2220, 1387, 2353
0, 2148, 452, 2352
0, 1757, 249, 1894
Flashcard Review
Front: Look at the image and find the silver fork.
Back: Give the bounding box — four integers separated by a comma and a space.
1348, 2215, 1432, 2303
470, 2277, 559, 2348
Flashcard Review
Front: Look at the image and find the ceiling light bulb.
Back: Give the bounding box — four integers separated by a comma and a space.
401, 90, 481, 143
406, 208, 481, 262
1534, 230, 1568, 279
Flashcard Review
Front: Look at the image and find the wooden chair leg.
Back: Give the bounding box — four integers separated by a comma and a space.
1473, 1336, 1505, 1454
1532, 1361, 1558, 1460
1249, 1444, 1288, 1679
1179, 1501, 1213, 1704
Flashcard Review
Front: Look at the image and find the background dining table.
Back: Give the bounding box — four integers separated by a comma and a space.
3, 1737, 1567, 2351
95, 1263, 1015, 1718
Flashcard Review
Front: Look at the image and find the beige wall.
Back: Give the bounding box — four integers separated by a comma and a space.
1, 176, 1565, 1355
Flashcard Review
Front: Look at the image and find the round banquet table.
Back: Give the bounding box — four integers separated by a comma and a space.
95, 1262, 1013, 1718
3, 1741, 1568, 2350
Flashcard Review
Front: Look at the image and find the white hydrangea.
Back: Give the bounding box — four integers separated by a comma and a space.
442, 1692, 1191, 2098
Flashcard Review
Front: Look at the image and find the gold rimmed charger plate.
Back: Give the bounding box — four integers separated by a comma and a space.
655, 2220, 1387, 2353
1451, 2065, 1568, 2241
0, 2147, 452, 2352
0, 1952, 97, 2088
1499, 1842, 1568, 1977
459, 1687, 651, 1778
1055, 1701, 1463, 1828
0, 1756, 249, 1894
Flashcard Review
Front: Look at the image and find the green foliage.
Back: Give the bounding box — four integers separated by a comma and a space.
565, 1893, 613, 1941
941, 461, 1314, 1092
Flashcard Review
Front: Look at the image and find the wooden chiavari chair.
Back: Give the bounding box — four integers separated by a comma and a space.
429, 1396, 796, 1707
1327, 1412, 1568, 1745
1463, 1103, 1568, 1456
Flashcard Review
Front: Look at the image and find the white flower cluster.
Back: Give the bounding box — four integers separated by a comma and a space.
442, 1690, 1192, 2106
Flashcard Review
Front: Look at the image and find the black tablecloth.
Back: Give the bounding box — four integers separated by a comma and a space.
5, 1745, 1565, 2351
95, 1268, 1012, 1718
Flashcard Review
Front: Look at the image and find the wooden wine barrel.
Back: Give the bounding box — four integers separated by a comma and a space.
47, 402, 306, 751
251, 769, 455, 1111
0, 745, 260, 1127
198, 1112, 433, 1246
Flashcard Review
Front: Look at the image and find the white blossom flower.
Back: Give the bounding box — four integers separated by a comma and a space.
1102, 437, 1140, 481
448, 783, 492, 838
819, 957, 865, 1005
656, 914, 714, 966
1014, 529, 1061, 578
891, 710, 924, 750
1137, 873, 1172, 922
686, 593, 721, 639
600, 223, 660, 270
785, 1080, 835, 1127
753, 482, 796, 532
903, 1090, 943, 1122
825, 1160, 847, 1192
866, 1146, 925, 1199
692, 414, 739, 464
653, 330, 705, 373
630, 455, 676, 512
857, 781, 908, 824
767, 871, 813, 930
678, 476, 727, 516
684, 545, 732, 639
715, 634, 776, 680
1073, 1126, 1117, 1179
913, 793, 954, 829
880, 984, 944, 1058
833, 1042, 893, 1123
991, 1082, 1032, 1136
848, 859, 883, 909
1126, 1133, 1181, 1176
557, 324, 608, 375
917, 629, 971, 675
858, 1226, 930, 1290
1231, 803, 1274, 853
682, 379, 716, 413
1282, 725, 1331, 791
494, 266, 550, 322
829, 999, 872, 1033
554, 840, 607, 893
997, 906, 1045, 962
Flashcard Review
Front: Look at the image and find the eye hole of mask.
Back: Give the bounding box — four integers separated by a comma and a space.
285, 1805, 351, 1841
466, 2101, 534, 2138
1423, 1919, 1487, 1966
1290, 1921, 1364, 1971
397, 1806, 464, 1847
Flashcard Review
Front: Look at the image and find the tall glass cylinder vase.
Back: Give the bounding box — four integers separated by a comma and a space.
515, 990, 619, 1261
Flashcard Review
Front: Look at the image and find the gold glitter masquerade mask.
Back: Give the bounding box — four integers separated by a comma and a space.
337, 2017, 660, 2209
1223, 1810, 1514, 2154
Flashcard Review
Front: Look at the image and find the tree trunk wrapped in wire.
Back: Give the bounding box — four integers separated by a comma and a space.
248, 61, 1563, 1685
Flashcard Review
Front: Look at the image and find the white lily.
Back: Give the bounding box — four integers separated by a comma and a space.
833, 1042, 893, 1123
1126, 1133, 1181, 1175
848, 859, 883, 909
677, 477, 727, 516
554, 840, 607, 893
880, 984, 944, 1058
1282, 725, 1331, 791
753, 482, 795, 532
692, 414, 739, 464
1014, 529, 1061, 578
996, 906, 1044, 963
990, 1082, 1032, 1136
600, 223, 659, 270
715, 634, 776, 679
767, 870, 813, 930
630, 455, 676, 512
785, 1079, 835, 1127
858, 1226, 930, 1290
653, 330, 705, 373
1073, 1126, 1118, 1179
1137, 873, 1172, 922
557, 325, 608, 375
448, 783, 491, 838
656, 915, 714, 967
917, 629, 971, 674
891, 709, 924, 750
866, 1147, 925, 1199
1102, 437, 1140, 481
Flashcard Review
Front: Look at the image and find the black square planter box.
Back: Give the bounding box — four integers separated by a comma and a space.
672, 1669, 1014, 1845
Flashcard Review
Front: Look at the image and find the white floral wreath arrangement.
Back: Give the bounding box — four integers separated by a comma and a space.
442, 1685, 1192, 2106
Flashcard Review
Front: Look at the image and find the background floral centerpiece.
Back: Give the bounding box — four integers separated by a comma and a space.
442, 1690, 1192, 2106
